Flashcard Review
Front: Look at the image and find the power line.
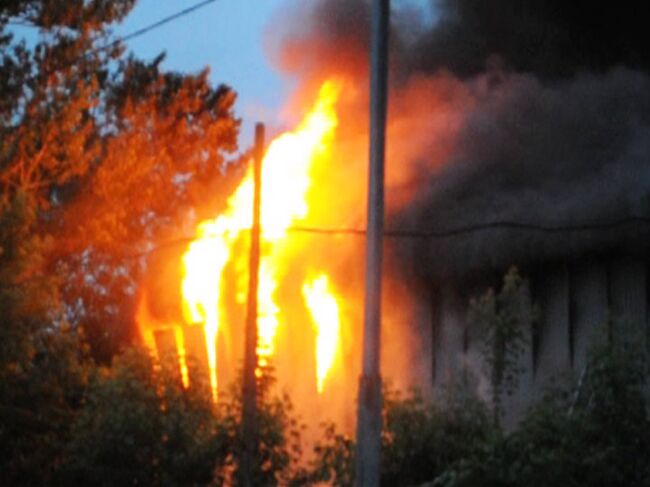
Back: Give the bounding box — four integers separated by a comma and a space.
3, 0, 218, 76
290, 215, 650, 238
4, 20, 36, 28
90, 0, 218, 57
120, 215, 650, 259
11, 215, 649, 286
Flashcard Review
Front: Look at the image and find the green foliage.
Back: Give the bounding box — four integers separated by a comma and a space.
58, 347, 228, 487
0, 323, 91, 486
0, 194, 55, 362
216, 365, 306, 486
2, 328, 305, 487
305, 383, 494, 487
0, 195, 92, 486
434, 339, 650, 487
305, 421, 355, 486
381, 384, 495, 487
467, 267, 534, 424
1, 0, 136, 29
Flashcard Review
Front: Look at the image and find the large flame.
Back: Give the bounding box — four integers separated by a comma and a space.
139, 80, 344, 401
302, 274, 342, 393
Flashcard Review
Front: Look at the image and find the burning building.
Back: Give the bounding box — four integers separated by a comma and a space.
395, 67, 650, 422
136, 0, 650, 430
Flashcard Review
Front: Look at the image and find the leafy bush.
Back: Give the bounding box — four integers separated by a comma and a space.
434, 339, 650, 487
468, 267, 535, 425
58, 348, 228, 487
218, 365, 305, 486
306, 382, 494, 487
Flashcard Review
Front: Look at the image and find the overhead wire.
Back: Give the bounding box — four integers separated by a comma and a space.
2, 0, 218, 77
87, 0, 218, 58
293, 215, 650, 239
118, 215, 650, 260
4, 3, 649, 260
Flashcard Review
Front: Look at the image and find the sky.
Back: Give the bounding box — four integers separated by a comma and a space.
115, 0, 432, 149
115, 0, 294, 147
7, 0, 431, 148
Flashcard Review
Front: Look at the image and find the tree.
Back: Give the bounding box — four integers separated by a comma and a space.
0, 1, 243, 481
467, 267, 534, 425
0, 1, 135, 208
0, 193, 92, 485
433, 328, 650, 487
214, 365, 306, 486
58, 347, 229, 487
304, 383, 494, 487
1, 0, 242, 362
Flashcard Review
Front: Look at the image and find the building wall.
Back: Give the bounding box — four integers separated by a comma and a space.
424, 254, 649, 425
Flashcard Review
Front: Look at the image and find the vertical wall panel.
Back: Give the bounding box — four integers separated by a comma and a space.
535, 264, 571, 386
392, 282, 435, 398
413, 286, 434, 397
464, 287, 484, 395
609, 257, 647, 343
503, 279, 535, 428
404, 288, 433, 397
429, 254, 649, 426
430, 286, 441, 392
571, 260, 609, 374
434, 285, 465, 389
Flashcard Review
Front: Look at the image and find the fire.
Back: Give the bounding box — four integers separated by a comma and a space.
138, 80, 343, 400
173, 326, 190, 388
302, 274, 342, 393
136, 296, 190, 388
180, 218, 235, 400
256, 262, 280, 369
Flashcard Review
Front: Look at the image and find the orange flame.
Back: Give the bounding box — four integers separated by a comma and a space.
139, 80, 343, 400
303, 274, 342, 393
137, 296, 190, 388
173, 326, 190, 388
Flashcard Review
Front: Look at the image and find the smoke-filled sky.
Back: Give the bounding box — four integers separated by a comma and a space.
261, 0, 650, 277
13, 0, 639, 276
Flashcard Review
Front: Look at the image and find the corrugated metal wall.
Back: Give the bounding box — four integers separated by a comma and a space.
425, 254, 649, 425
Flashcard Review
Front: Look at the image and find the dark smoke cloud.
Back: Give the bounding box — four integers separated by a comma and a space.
397, 68, 650, 278
278, 0, 650, 80
273, 0, 650, 277
270, 0, 371, 81
404, 0, 650, 79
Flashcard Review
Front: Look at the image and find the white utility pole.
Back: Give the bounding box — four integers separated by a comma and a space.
355, 1, 389, 486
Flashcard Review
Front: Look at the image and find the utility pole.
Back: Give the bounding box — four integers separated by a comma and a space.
355, 1, 389, 486
241, 123, 265, 487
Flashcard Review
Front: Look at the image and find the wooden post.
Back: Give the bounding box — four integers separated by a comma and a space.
241, 123, 265, 487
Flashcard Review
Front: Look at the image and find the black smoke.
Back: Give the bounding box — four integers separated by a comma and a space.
398, 68, 650, 277
402, 0, 650, 80
274, 0, 650, 277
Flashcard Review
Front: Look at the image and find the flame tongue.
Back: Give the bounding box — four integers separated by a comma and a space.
303, 274, 342, 394
180, 220, 233, 400
139, 80, 343, 400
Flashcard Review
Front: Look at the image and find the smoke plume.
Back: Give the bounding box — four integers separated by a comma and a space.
271, 0, 650, 278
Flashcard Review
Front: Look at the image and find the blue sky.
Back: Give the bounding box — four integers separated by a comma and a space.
115, 0, 294, 147
117, 0, 434, 148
